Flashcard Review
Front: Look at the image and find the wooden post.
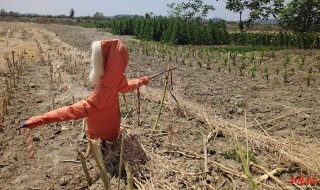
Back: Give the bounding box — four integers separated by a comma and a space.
203, 136, 209, 173
137, 88, 141, 126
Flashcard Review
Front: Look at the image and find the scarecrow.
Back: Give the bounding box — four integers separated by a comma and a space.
19, 39, 150, 142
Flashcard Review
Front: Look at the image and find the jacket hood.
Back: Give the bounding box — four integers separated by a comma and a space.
89, 39, 129, 86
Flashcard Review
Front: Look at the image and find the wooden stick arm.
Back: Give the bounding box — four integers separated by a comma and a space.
149, 67, 177, 79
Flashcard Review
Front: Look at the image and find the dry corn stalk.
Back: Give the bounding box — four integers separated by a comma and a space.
153, 79, 169, 132
2, 99, 8, 115
89, 139, 111, 190
125, 163, 134, 190
77, 150, 93, 186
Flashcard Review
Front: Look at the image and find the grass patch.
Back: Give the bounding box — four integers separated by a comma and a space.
72, 23, 96, 28
204, 46, 288, 53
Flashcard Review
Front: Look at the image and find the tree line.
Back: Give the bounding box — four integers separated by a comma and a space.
111, 17, 320, 49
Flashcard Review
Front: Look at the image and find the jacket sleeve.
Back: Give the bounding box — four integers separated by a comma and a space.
25, 95, 99, 129
118, 74, 149, 94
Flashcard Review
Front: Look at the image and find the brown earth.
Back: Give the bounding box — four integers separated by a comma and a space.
0, 22, 319, 190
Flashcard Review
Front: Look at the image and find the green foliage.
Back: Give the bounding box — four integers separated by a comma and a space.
299, 55, 306, 70
205, 46, 287, 53
235, 140, 258, 190
278, 0, 320, 33
93, 12, 106, 31
167, 0, 215, 20
250, 62, 257, 78
225, 0, 284, 32
316, 60, 320, 72
111, 16, 320, 48
112, 17, 228, 45
283, 69, 289, 83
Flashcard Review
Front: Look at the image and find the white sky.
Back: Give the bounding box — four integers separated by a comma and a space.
0, 0, 250, 21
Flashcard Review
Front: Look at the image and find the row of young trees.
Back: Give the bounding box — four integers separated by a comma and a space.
111, 17, 320, 48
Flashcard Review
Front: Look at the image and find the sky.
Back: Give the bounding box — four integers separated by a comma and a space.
0, 0, 248, 21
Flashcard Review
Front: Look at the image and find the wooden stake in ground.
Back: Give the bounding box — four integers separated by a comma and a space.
152, 79, 169, 132
122, 94, 128, 112
203, 135, 209, 173
77, 150, 93, 186
117, 127, 126, 190
89, 139, 111, 190
136, 88, 141, 126
0, 114, 4, 132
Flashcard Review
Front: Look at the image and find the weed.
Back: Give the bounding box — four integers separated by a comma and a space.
249, 52, 255, 63
299, 55, 306, 70
197, 61, 202, 68
276, 66, 280, 75
271, 51, 276, 61
236, 139, 258, 190
250, 62, 257, 78
283, 69, 289, 83
305, 72, 312, 86
217, 64, 221, 72
316, 60, 320, 72
230, 51, 238, 66
239, 63, 245, 76
224, 55, 228, 66
290, 68, 295, 76
264, 67, 269, 82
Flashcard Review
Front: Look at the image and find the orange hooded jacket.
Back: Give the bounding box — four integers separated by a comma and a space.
25, 39, 149, 142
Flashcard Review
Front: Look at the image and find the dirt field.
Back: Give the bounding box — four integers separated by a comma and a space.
0, 22, 319, 190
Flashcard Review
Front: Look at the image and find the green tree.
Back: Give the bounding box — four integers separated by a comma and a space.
278, 0, 320, 32
167, 0, 215, 20
93, 12, 105, 31
0, 9, 6, 16
69, 8, 75, 18
225, 0, 284, 32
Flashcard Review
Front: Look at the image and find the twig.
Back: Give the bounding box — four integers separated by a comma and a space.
133, 177, 145, 190
0, 163, 10, 167
250, 162, 291, 190
122, 93, 128, 112
80, 118, 86, 141
28, 187, 40, 190
149, 67, 177, 79
203, 135, 209, 173
226, 174, 237, 190
254, 109, 308, 127
256, 168, 289, 182
63, 160, 81, 163
254, 118, 270, 136
216, 178, 227, 190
